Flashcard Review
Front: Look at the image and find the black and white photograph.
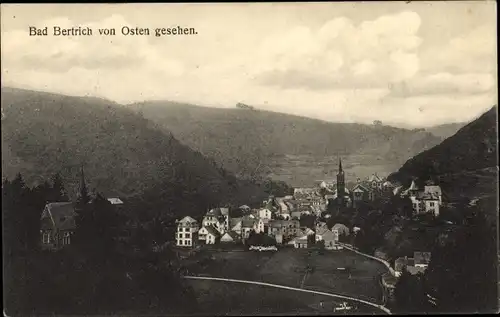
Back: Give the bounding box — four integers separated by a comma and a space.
1, 2, 498, 315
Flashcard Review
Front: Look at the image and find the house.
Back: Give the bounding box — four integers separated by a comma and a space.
414, 252, 432, 268
176, 216, 199, 247
40, 202, 77, 250
315, 221, 328, 232
351, 182, 375, 206
293, 187, 317, 200
402, 181, 443, 217
221, 231, 240, 243
230, 217, 243, 236
203, 226, 221, 244
315, 227, 336, 250
258, 208, 273, 220
241, 216, 256, 239
198, 225, 221, 244
107, 197, 123, 205
254, 217, 270, 233
367, 173, 384, 190
268, 219, 300, 238
409, 191, 441, 217
394, 252, 431, 276
202, 207, 230, 234
424, 185, 443, 204
291, 235, 309, 249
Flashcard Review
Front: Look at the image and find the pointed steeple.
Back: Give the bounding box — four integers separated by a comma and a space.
338, 157, 343, 173
77, 164, 90, 205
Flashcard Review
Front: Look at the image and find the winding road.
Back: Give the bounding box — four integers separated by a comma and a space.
183, 275, 392, 315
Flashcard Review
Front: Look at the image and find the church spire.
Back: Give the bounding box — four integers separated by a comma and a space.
338, 157, 343, 173
77, 164, 90, 205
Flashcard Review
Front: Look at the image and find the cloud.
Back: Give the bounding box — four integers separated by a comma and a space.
1, 14, 183, 75
254, 11, 422, 90
389, 72, 496, 97
420, 24, 497, 74
0, 5, 496, 127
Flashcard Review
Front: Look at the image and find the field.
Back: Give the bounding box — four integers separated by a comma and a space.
186, 278, 385, 316
267, 154, 395, 187
183, 247, 389, 311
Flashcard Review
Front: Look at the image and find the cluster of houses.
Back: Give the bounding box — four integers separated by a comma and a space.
175, 158, 445, 250
381, 251, 433, 305
175, 207, 350, 250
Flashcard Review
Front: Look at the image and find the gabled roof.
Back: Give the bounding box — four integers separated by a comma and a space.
230, 217, 242, 228
414, 252, 431, 265
204, 225, 220, 237
107, 197, 123, 205
424, 185, 442, 195
352, 183, 370, 193
241, 216, 256, 228
178, 216, 198, 224
408, 180, 419, 191
41, 202, 77, 231
221, 231, 239, 241
368, 174, 383, 183
316, 227, 335, 240
207, 207, 229, 217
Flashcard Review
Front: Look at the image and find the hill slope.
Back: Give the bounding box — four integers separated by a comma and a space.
129, 101, 442, 185
1, 87, 271, 219
388, 105, 498, 200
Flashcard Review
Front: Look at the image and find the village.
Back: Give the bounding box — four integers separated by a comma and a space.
34, 158, 446, 310
174, 159, 443, 302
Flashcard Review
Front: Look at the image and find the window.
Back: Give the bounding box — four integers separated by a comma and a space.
413, 203, 417, 209
180, 233, 184, 239
430, 202, 435, 207
187, 240, 191, 246
42, 232, 51, 244
62, 232, 71, 245
185, 233, 191, 239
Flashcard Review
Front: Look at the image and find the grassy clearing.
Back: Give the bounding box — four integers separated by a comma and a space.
186, 278, 385, 315
183, 247, 388, 304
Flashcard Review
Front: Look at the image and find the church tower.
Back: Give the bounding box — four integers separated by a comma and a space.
336, 157, 345, 206
77, 164, 90, 206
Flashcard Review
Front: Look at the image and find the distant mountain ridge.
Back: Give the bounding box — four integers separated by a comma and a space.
425, 122, 468, 140
129, 100, 444, 182
1, 87, 273, 219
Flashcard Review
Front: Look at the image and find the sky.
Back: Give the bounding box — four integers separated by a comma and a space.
1, 2, 497, 128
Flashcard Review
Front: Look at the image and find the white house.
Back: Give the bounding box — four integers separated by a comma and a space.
200, 226, 220, 244
202, 207, 229, 234
407, 184, 442, 217
315, 227, 336, 250
258, 208, 273, 220
254, 218, 270, 233
176, 216, 199, 247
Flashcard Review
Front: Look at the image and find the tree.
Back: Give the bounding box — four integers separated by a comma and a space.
373, 120, 383, 126
394, 269, 427, 313
50, 172, 69, 202
424, 203, 497, 313
73, 192, 120, 261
